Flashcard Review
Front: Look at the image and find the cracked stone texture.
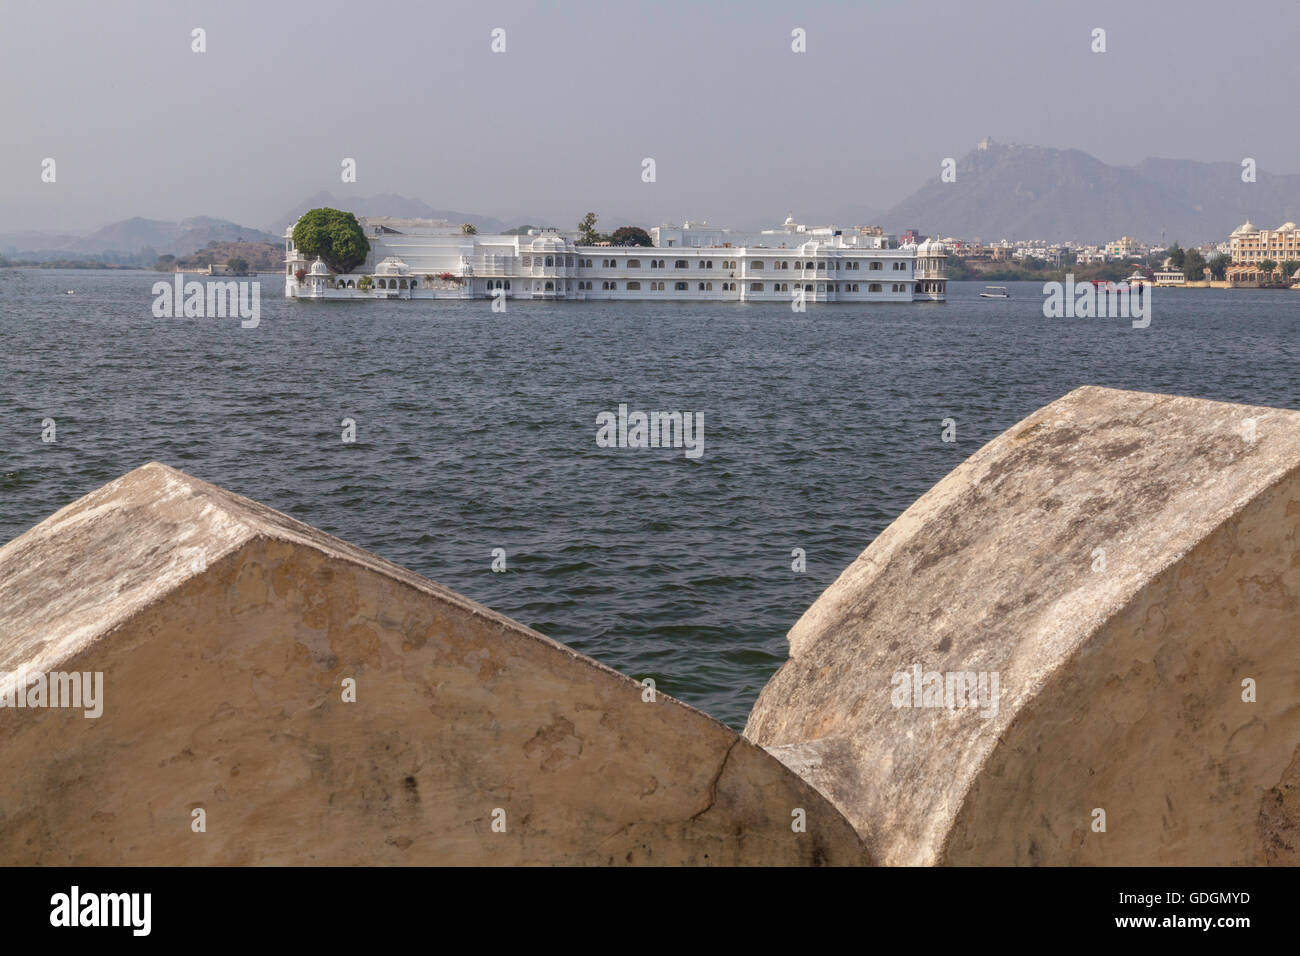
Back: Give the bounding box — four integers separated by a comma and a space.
0, 463, 869, 865
746, 386, 1300, 865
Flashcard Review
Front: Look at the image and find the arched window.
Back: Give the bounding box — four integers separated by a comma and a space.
545, 257, 553, 267
545, 281, 554, 290
869, 282, 882, 292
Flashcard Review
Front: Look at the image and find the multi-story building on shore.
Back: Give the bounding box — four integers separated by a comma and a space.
284, 216, 946, 303
1229, 220, 1300, 264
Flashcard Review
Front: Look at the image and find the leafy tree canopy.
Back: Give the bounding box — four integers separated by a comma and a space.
578, 212, 602, 245
609, 226, 652, 247
1208, 252, 1231, 280
292, 208, 371, 274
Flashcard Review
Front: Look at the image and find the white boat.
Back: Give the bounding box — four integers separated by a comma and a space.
979, 285, 1009, 298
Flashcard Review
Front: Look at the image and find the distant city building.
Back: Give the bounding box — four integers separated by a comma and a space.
1105, 236, 1140, 258
1229, 221, 1299, 264
1224, 262, 1299, 285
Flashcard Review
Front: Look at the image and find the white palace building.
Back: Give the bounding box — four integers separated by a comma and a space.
284, 215, 947, 304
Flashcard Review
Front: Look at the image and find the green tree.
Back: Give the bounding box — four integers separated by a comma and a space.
578, 212, 602, 245
1182, 249, 1206, 280
227, 257, 250, 275
1259, 258, 1277, 282
461, 223, 477, 235
1166, 242, 1185, 269
609, 226, 652, 247
292, 208, 370, 274
1280, 260, 1300, 283
357, 275, 374, 291
1207, 253, 1231, 280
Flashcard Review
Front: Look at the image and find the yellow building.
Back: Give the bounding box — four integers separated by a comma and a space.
1105, 236, 1139, 257
1229, 221, 1300, 264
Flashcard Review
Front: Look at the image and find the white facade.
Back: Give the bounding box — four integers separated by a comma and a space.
285, 216, 946, 303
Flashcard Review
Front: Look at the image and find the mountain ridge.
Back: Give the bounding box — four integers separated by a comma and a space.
881, 139, 1300, 244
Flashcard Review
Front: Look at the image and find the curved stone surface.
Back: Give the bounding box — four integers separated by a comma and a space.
0, 463, 868, 865
746, 386, 1300, 865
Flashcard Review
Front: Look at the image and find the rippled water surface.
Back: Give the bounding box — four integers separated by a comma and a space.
1, 270, 1296, 727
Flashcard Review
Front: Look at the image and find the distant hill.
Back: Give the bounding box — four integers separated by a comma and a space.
170, 240, 282, 273
78, 216, 279, 256
0, 217, 277, 259
266, 192, 514, 235
881, 139, 1300, 245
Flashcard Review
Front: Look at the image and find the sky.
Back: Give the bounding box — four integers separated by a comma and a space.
2, 0, 1298, 235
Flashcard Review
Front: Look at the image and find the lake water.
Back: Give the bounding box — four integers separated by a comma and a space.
1, 270, 1296, 728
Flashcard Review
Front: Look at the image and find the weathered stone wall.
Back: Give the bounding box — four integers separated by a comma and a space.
746, 386, 1300, 865
0, 464, 868, 865
4, 386, 1296, 866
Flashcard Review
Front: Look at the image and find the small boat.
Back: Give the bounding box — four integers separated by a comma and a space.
64, 290, 75, 295
979, 286, 1009, 298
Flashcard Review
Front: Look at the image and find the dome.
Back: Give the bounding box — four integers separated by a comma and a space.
918, 237, 948, 255
1278, 222, 1297, 231
1231, 221, 1256, 236
308, 257, 330, 276
374, 256, 409, 276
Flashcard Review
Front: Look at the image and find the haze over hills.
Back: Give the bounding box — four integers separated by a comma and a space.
7, 143, 1300, 261
264, 192, 522, 236
881, 139, 1300, 245
0, 217, 278, 258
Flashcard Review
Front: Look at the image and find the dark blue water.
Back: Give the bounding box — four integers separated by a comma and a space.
2, 269, 1297, 727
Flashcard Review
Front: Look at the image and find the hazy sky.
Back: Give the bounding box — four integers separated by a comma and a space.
3, 0, 1297, 234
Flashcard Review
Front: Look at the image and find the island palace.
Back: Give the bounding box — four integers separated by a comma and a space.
284, 215, 947, 303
